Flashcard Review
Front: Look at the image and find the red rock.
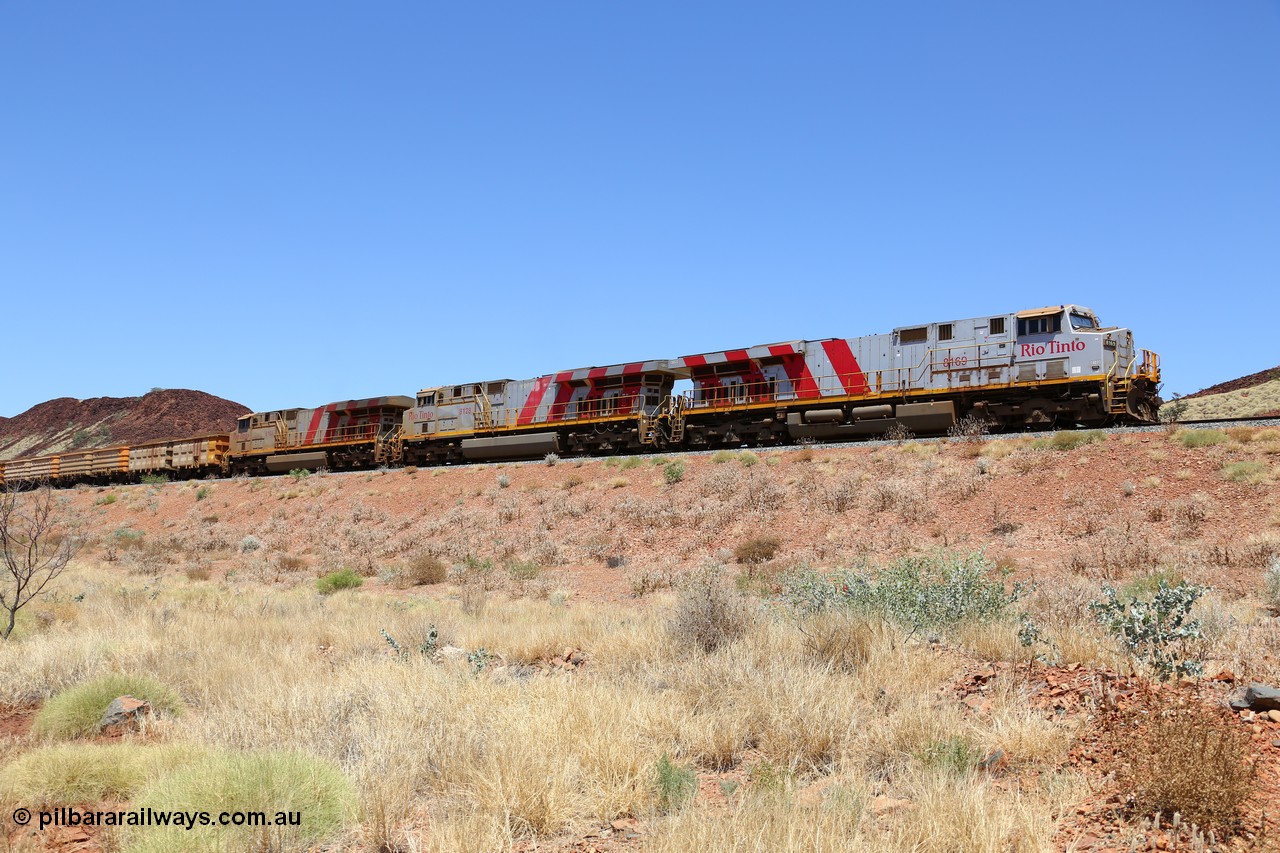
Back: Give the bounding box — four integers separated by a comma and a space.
98, 695, 152, 735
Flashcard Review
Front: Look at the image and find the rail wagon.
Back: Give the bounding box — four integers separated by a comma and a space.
58, 446, 130, 481
2, 454, 60, 483
129, 435, 230, 477
228, 396, 413, 475
400, 359, 685, 465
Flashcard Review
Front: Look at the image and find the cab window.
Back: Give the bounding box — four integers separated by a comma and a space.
1017, 315, 1062, 336
1069, 312, 1097, 330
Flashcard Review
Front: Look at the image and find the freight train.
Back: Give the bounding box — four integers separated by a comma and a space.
0, 304, 1161, 486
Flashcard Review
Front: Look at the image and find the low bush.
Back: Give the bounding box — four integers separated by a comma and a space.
710, 450, 736, 464
663, 460, 686, 484
315, 568, 364, 595
738, 451, 759, 467
1108, 702, 1254, 831
125, 750, 355, 853
396, 553, 447, 587
915, 735, 979, 776
506, 560, 541, 581
0, 743, 206, 805
184, 564, 211, 581
94, 493, 117, 506
779, 552, 1017, 635
140, 473, 169, 485
33, 674, 183, 739
195, 486, 210, 501
1176, 429, 1227, 449
653, 754, 697, 813
1089, 579, 1206, 679
1222, 460, 1268, 484
1264, 557, 1280, 611
669, 568, 755, 653
734, 536, 780, 564
1032, 430, 1105, 452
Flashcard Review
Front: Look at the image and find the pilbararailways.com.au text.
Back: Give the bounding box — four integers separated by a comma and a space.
26, 806, 302, 831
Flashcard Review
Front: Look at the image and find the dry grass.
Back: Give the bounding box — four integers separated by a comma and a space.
1178, 377, 1280, 420
0, 561, 1123, 850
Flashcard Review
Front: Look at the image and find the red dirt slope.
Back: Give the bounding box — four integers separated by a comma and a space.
0, 389, 249, 461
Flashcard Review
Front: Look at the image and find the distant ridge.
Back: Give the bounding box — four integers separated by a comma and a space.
0, 389, 250, 461
1175, 366, 1280, 421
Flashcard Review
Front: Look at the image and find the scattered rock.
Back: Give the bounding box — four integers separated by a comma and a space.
1268, 709, 1280, 724
434, 645, 468, 663
98, 696, 152, 735
1214, 669, 1237, 683
1233, 683, 1280, 712
979, 749, 1009, 773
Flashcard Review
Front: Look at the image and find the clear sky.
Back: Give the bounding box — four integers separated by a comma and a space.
2, 2, 1277, 416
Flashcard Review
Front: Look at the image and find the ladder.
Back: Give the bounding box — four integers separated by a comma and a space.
638, 397, 686, 446
374, 429, 402, 467
1109, 378, 1131, 415
273, 419, 289, 450
638, 411, 658, 445
474, 389, 494, 431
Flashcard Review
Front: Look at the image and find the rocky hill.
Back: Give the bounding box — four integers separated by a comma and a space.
1175, 365, 1280, 421
0, 389, 250, 461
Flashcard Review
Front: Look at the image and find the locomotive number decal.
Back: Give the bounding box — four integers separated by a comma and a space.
940, 355, 968, 368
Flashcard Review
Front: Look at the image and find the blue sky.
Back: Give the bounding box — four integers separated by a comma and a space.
2, 2, 1277, 416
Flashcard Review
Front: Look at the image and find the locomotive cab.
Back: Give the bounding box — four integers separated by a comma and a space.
1010, 304, 1160, 424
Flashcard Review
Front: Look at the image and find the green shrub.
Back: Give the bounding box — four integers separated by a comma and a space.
916, 735, 979, 776
1032, 430, 1105, 452
0, 743, 206, 805
1222, 460, 1268, 484
94, 493, 117, 506
289, 468, 310, 481
1176, 429, 1227, 449
738, 451, 759, 467
123, 750, 355, 853
780, 552, 1017, 634
653, 754, 697, 813
139, 473, 169, 485
710, 450, 736, 464
618, 456, 643, 471
33, 674, 183, 739
315, 568, 363, 595
505, 560, 541, 581
195, 486, 210, 501
1090, 579, 1206, 679
663, 460, 686, 484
